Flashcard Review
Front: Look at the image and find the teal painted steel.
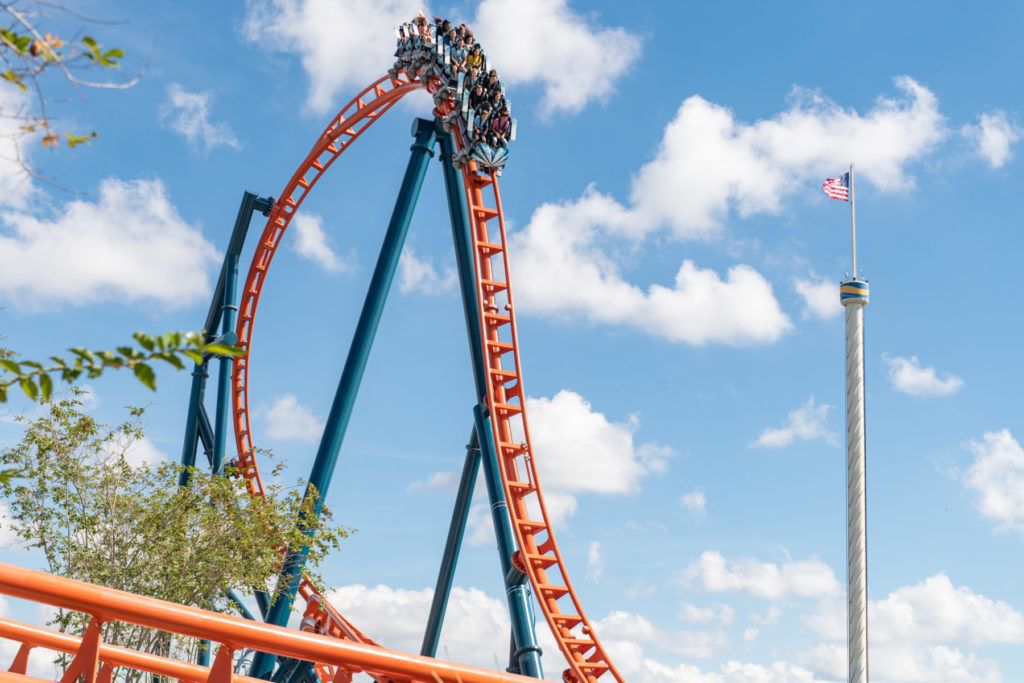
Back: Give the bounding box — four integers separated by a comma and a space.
438, 127, 543, 678
180, 191, 266, 485
251, 119, 438, 680
421, 429, 482, 657
473, 405, 542, 678
212, 252, 239, 475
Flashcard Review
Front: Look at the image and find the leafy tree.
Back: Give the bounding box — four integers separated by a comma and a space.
0, 330, 241, 404
0, 393, 348, 679
1, 0, 137, 174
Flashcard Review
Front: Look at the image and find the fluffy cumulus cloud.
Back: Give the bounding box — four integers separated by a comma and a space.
883, 353, 963, 397
962, 111, 1022, 169
398, 248, 457, 294
509, 190, 792, 346
473, 0, 641, 116
802, 573, 1024, 682
264, 394, 325, 442
626, 77, 945, 240
793, 275, 841, 321
678, 602, 734, 625
101, 436, 168, 468
290, 213, 350, 273
323, 584, 512, 668
587, 540, 604, 582
751, 396, 837, 448
0, 177, 219, 308
242, 0, 639, 117
679, 550, 840, 600
159, 83, 240, 153
963, 429, 1024, 533
433, 389, 668, 543
242, 0, 425, 114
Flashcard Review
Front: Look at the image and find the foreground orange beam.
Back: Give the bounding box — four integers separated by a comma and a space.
0, 618, 262, 683
0, 563, 535, 683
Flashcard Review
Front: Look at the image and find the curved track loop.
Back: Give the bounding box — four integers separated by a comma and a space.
230, 70, 623, 683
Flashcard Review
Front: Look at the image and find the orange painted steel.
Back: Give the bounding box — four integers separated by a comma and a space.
224, 65, 624, 683
0, 562, 538, 683
0, 617, 263, 683
451, 156, 624, 683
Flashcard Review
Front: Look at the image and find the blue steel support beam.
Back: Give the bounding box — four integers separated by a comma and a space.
436, 128, 542, 678
250, 119, 437, 680
420, 429, 482, 657
472, 405, 542, 678
212, 252, 240, 475
180, 191, 270, 483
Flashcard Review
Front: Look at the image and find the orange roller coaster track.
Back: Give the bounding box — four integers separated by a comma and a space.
224, 68, 624, 683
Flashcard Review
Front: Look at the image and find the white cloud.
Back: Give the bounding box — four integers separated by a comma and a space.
596, 610, 726, 660
0, 503, 20, 548
883, 353, 963, 397
160, 83, 240, 153
803, 573, 1023, 682
678, 603, 734, 625
100, 434, 168, 469
473, 0, 642, 116
525, 389, 669, 496
587, 540, 604, 582
510, 191, 792, 346
399, 248, 457, 294
680, 550, 840, 600
241, 0, 426, 114
461, 389, 667, 542
0, 82, 37, 210
751, 396, 838, 448
964, 429, 1024, 532
962, 111, 1022, 168
242, 0, 639, 118
291, 213, 350, 273
324, 584, 510, 668
680, 489, 707, 519
264, 394, 325, 442
627, 76, 944, 241
793, 275, 841, 321
406, 471, 459, 493
0, 177, 218, 309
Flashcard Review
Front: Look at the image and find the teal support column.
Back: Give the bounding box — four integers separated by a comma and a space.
212, 251, 239, 475
250, 119, 437, 680
473, 405, 542, 677
437, 128, 542, 678
421, 429, 482, 657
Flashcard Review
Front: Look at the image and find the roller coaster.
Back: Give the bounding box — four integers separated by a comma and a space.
0, 18, 627, 683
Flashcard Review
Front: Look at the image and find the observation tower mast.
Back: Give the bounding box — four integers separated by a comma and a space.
839, 162, 869, 683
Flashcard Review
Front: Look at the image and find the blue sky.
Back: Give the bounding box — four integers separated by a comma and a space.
2, 1, 1024, 682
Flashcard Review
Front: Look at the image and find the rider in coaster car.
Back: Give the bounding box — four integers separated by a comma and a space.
467, 44, 484, 72
472, 103, 492, 144
490, 108, 512, 149
469, 82, 488, 111
485, 69, 501, 93
465, 65, 482, 90
488, 88, 505, 113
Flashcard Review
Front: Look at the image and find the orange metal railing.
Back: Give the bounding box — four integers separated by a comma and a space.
0, 562, 539, 683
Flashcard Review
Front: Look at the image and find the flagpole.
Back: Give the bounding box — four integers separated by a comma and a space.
840, 158, 868, 683
850, 162, 856, 279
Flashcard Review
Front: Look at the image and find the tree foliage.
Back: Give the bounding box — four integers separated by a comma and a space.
0, 330, 242, 404
0, 394, 348, 677
1, 1, 137, 174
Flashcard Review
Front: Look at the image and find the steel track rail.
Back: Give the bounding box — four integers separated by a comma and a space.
228, 68, 624, 683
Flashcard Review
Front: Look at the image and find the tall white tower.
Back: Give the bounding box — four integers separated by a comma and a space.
841, 277, 869, 683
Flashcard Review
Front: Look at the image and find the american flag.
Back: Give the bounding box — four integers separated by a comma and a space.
823, 172, 850, 201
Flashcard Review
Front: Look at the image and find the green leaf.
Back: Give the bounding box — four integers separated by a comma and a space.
133, 363, 156, 391
133, 332, 155, 351
39, 374, 52, 401
182, 350, 203, 365
0, 359, 20, 374
19, 378, 38, 401
81, 36, 97, 48
156, 353, 184, 370
0, 384, 7, 403
203, 344, 243, 358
